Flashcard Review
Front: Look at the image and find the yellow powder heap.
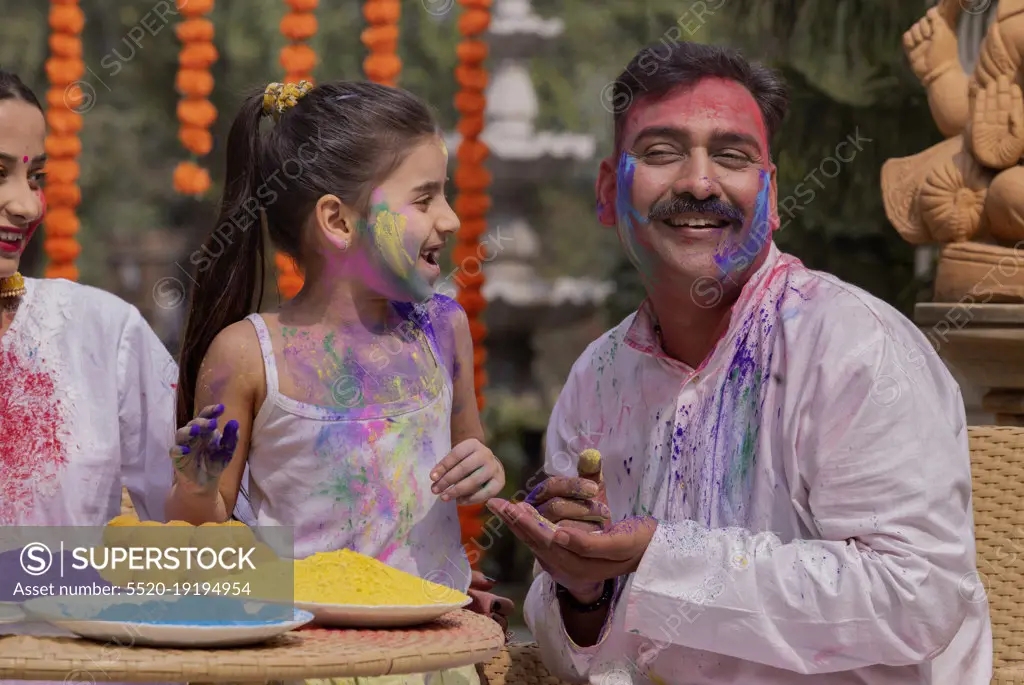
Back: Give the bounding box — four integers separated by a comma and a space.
100, 516, 468, 608
294, 549, 469, 607
578, 448, 602, 476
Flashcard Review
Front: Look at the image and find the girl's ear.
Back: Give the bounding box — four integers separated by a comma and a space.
314, 194, 360, 250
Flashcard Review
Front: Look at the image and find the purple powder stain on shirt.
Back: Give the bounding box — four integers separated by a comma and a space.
671, 300, 781, 526
394, 294, 459, 381
714, 321, 770, 495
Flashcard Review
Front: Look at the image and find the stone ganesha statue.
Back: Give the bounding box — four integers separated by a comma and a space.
881, 0, 1024, 248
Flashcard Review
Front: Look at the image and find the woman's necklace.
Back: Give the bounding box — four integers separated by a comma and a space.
0, 272, 26, 304
0, 273, 24, 337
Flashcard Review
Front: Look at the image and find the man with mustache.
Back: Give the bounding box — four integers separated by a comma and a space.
486, 41, 991, 683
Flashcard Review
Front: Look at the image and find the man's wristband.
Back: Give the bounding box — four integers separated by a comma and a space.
556, 578, 616, 613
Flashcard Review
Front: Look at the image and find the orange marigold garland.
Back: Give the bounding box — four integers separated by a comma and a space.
273, 0, 319, 299
281, 0, 318, 83
173, 0, 216, 196
43, 0, 85, 281
453, 0, 491, 573
453, 0, 490, 412
362, 0, 400, 86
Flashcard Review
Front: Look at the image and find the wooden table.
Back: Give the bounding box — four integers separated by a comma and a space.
0, 610, 503, 682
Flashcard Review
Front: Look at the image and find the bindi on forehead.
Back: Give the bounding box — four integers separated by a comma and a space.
0, 150, 44, 167
624, 77, 768, 149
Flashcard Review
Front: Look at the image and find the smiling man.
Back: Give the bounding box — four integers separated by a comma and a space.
486, 42, 992, 683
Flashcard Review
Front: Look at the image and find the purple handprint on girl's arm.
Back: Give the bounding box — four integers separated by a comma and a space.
172, 404, 239, 492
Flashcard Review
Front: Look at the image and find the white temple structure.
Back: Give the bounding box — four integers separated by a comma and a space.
447, 0, 612, 395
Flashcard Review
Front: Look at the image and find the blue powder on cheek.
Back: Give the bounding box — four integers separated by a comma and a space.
86, 597, 297, 625
615, 152, 656, 278
615, 152, 645, 226
714, 169, 772, 277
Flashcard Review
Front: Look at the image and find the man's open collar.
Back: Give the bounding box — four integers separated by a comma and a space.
624, 242, 781, 360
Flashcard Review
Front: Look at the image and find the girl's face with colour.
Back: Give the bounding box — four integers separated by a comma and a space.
357, 135, 459, 302
0, 99, 46, 279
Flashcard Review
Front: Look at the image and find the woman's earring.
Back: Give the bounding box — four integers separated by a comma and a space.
339, 239, 349, 251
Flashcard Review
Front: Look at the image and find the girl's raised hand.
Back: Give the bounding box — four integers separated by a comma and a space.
430, 438, 505, 505
170, 403, 239, 493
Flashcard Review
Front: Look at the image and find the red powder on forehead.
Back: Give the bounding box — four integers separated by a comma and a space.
625, 77, 769, 151
0, 347, 68, 524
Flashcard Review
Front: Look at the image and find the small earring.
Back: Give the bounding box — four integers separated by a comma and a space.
339, 239, 348, 250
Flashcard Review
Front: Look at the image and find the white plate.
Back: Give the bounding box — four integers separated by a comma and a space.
22, 595, 313, 647
295, 598, 471, 628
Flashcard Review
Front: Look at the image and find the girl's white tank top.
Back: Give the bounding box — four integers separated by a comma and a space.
237, 311, 471, 593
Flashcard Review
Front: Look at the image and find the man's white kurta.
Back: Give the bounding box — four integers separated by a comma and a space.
525, 243, 992, 684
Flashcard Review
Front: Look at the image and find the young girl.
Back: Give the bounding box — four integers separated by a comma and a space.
164, 80, 506, 682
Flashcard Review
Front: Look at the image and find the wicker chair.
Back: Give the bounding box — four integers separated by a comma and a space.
477, 643, 570, 685
970, 425, 1024, 683
476, 426, 1024, 684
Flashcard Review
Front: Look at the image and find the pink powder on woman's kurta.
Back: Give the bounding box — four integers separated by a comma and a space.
0, 346, 68, 522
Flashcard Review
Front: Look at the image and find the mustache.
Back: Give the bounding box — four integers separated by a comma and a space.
647, 195, 744, 223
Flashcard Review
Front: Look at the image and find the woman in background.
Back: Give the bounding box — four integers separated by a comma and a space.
0, 69, 176, 528
0, 66, 178, 685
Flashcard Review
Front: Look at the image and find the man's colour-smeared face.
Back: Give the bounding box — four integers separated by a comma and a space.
597, 77, 779, 294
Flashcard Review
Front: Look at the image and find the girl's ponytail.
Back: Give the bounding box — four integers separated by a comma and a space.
176, 92, 267, 427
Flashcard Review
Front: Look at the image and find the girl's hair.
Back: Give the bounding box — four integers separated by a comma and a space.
176, 81, 439, 426
0, 69, 42, 109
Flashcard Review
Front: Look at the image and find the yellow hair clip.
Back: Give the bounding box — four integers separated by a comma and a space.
262, 80, 314, 121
